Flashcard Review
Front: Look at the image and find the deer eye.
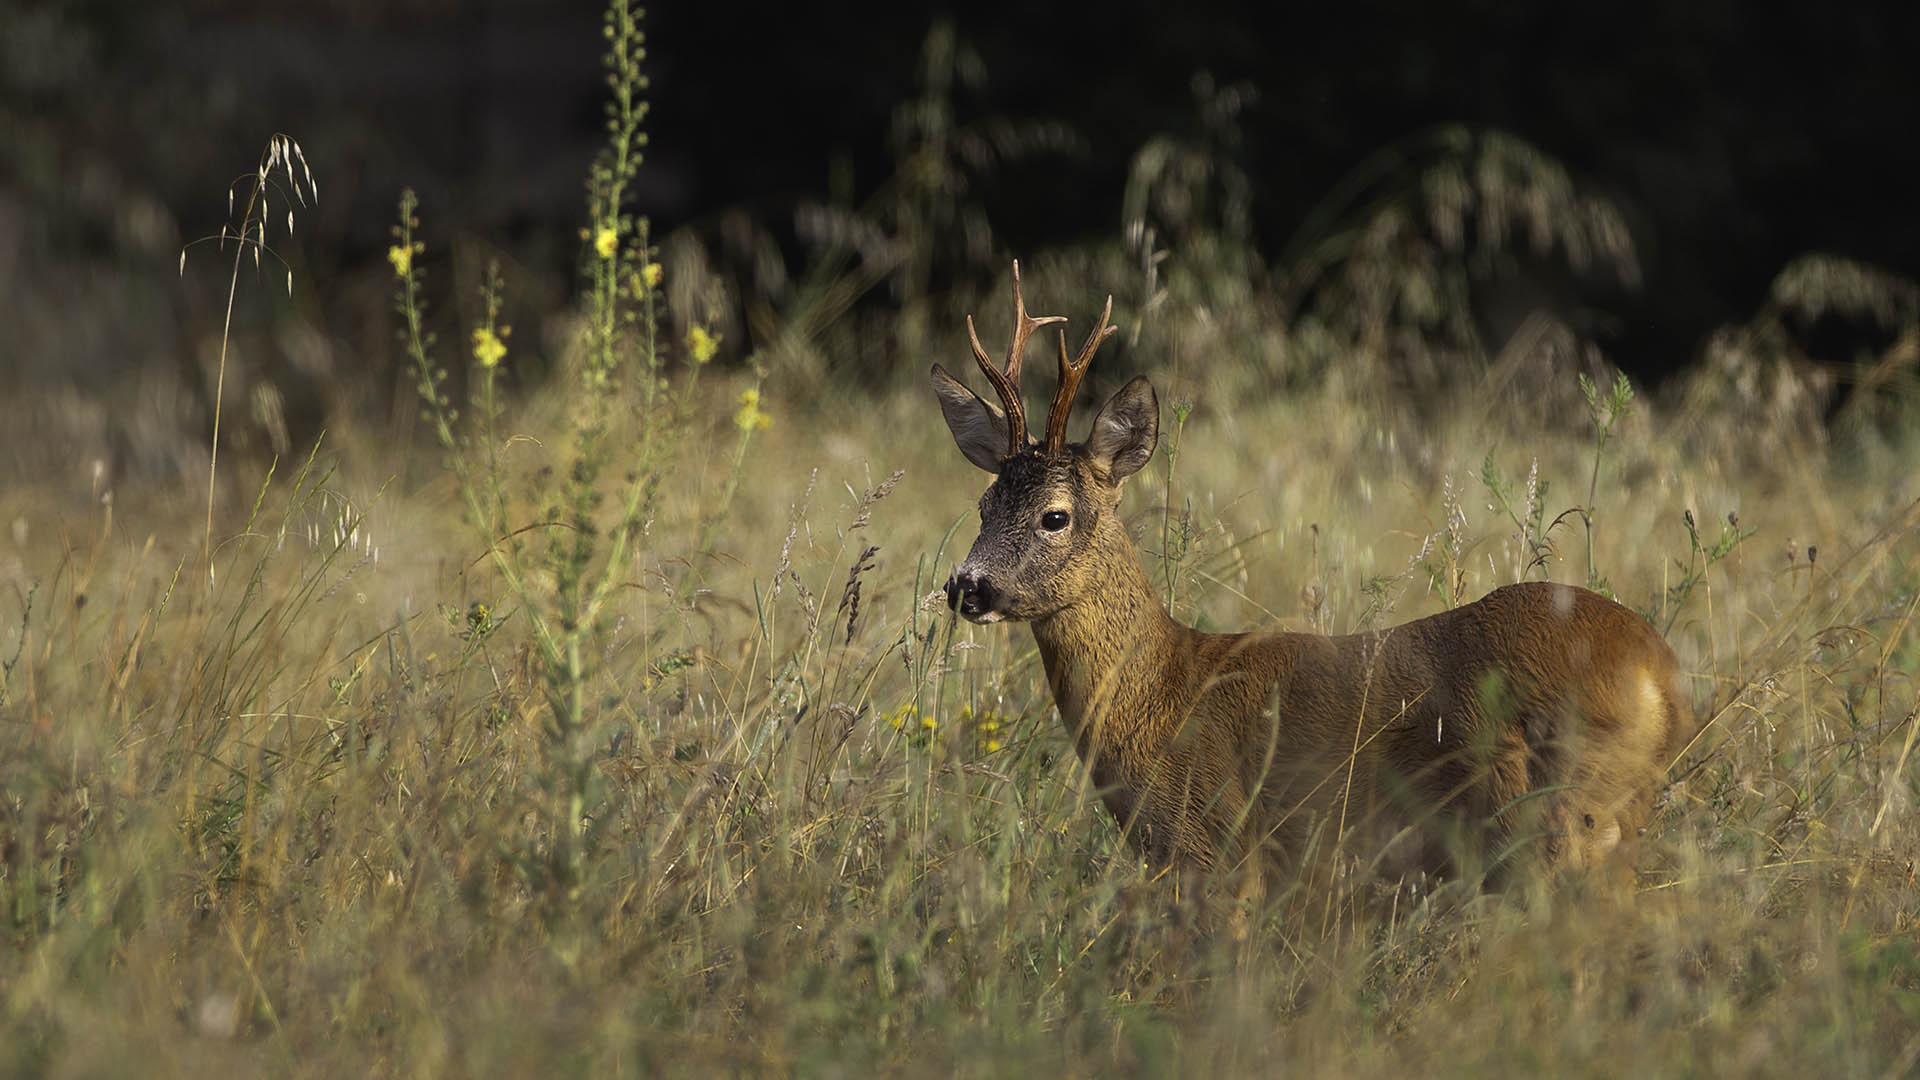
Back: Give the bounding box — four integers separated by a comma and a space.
1040, 510, 1070, 532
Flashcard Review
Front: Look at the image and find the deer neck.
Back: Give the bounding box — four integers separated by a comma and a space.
1027, 530, 1184, 750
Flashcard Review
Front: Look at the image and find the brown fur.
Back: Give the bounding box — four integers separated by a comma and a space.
1031, 489, 1687, 882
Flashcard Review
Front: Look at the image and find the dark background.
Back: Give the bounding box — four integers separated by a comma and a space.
4, 0, 1916, 397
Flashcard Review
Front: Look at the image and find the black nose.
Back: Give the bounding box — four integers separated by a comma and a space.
945, 571, 995, 617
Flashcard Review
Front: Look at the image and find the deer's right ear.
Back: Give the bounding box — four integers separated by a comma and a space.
931, 363, 1010, 474
1085, 375, 1159, 483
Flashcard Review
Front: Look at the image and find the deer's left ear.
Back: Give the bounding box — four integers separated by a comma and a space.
1084, 376, 1158, 483
931, 363, 1013, 473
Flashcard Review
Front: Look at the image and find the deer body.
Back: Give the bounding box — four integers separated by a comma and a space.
933, 263, 1687, 886
1029, 539, 1684, 875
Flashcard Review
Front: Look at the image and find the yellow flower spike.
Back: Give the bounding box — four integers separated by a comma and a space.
472, 327, 507, 369
984, 739, 1002, 753
593, 226, 618, 259
733, 387, 772, 432
642, 262, 664, 288
387, 244, 411, 276
687, 326, 719, 365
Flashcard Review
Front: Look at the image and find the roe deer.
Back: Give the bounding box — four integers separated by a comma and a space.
931, 262, 1688, 900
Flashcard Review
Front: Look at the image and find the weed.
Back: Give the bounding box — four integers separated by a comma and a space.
178, 133, 317, 565
1577, 368, 1634, 598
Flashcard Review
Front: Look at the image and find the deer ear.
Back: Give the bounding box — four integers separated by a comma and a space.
931, 363, 1011, 473
1084, 375, 1158, 483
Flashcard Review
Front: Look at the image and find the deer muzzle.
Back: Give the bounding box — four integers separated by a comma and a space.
944, 570, 1004, 623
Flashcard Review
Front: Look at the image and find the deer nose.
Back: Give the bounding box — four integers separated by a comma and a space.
944, 571, 971, 611
945, 571, 996, 618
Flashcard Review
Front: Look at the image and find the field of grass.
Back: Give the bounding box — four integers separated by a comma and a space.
6, 7, 1920, 1076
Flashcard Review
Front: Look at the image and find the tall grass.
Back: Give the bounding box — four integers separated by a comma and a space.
4, 5, 1920, 1076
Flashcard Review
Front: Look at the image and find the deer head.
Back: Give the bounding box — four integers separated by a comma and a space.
931, 263, 1159, 623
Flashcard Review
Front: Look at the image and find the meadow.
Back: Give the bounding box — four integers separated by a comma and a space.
4, 6, 1920, 1075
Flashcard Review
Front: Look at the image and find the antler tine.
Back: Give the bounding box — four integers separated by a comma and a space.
967, 260, 1065, 455
965, 315, 1026, 451
1045, 294, 1117, 453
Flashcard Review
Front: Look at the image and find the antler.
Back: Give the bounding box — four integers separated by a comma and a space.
1045, 295, 1117, 454
966, 260, 1065, 455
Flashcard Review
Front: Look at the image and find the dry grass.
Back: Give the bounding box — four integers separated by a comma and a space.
2, 333, 1917, 1074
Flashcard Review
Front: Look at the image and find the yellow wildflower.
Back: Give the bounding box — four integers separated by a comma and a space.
733, 387, 772, 432
921, 714, 938, 731
686, 326, 719, 365
629, 262, 665, 299
387, 244, 411, 276
593, 226, 618, 260
472, 327, 507, 368
984, 739, 1003, 753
